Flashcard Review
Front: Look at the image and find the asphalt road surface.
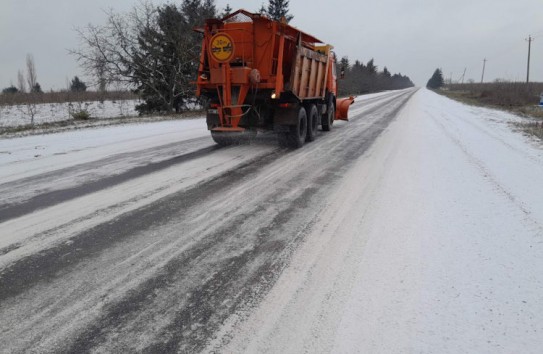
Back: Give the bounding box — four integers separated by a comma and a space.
0, 89, 416, 352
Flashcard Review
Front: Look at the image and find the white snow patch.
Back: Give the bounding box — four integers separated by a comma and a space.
0, 118, 208, 184
0, 100, 141, 127
208, 89, 543, 354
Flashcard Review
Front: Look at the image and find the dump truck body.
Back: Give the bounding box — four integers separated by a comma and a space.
195, 9, 354, 147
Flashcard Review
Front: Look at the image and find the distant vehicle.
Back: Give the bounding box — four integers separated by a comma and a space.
194, 9, 354, 148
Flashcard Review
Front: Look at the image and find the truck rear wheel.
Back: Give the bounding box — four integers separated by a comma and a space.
278, 106, 307, 148
322, 96, 335, 131
306, 104, 318, 142
211, 131, 234, 146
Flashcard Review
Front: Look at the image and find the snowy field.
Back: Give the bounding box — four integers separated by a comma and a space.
1, 89, 543, 353
0, 99, 140, 127
0, 93, 393, 130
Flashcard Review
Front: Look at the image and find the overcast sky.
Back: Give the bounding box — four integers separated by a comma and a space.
1, 0, 542, 90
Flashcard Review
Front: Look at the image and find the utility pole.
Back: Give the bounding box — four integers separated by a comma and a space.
460, 67, 467, 84
481, 58, 487, 84
526, 35, 533, 83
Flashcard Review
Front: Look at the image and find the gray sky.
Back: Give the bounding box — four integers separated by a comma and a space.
1, 0, 542, 90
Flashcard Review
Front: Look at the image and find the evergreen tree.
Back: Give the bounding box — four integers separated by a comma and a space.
221, 4, 232, 17
337, 56, 358, 95
258, 3, 267, 15
335, 55, 414, 96
70, 76, 87, 92
134, 4, 184, 112
200, 0, 217, 20
391, 73, 414, 89
266, 0, 293, 22
353, 60, 364, 71
426, 68, 444, 89
377, 67, 392, 91
382, 67, 391, 78
365, 59, 378, 91
2, 86, 19, 94
366, 59, 377, 75
339, 56, 350, 73
31, 82, 43, 93
134, 0, 217, 113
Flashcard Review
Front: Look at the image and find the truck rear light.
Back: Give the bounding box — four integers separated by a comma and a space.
279, 103, 291, 108
210, 103, 219, 108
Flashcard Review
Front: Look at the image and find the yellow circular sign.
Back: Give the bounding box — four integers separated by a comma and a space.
209, 33, 234, 63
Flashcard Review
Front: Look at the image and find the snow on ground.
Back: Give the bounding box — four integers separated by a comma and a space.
0, 118, 207, 183
0, 100, 141, 127
208, 89, 543, 353
0, 142, 274, 268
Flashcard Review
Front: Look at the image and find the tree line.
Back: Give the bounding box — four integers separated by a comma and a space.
2, 51, 89, 95
336, 57, 414, 96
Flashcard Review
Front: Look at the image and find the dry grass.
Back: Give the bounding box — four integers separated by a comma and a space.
516, 121, 543, 140
440, 82, 543, 140
445, 82, 543, 108
516, 105, 543, 120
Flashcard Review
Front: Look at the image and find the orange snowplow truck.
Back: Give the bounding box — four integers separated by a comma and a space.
194, 9, 354, 148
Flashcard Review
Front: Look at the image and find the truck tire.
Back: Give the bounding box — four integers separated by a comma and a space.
211, 131, 234, 146
278, 106, 307, 148
306, 104, 318, 142
321, 95, 335, 131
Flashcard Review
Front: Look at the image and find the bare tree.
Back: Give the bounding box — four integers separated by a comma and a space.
21, 102, 39, 126
26, 54, 37, 91
96, 56, 108, 93
17, 70, 26, 93
71, 1, 215, 113
71, 3, 156, 88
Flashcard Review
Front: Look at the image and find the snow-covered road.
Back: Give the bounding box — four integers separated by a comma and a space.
1, 88, 542, 353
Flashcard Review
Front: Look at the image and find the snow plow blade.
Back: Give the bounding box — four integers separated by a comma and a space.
335, 96, 355, 121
